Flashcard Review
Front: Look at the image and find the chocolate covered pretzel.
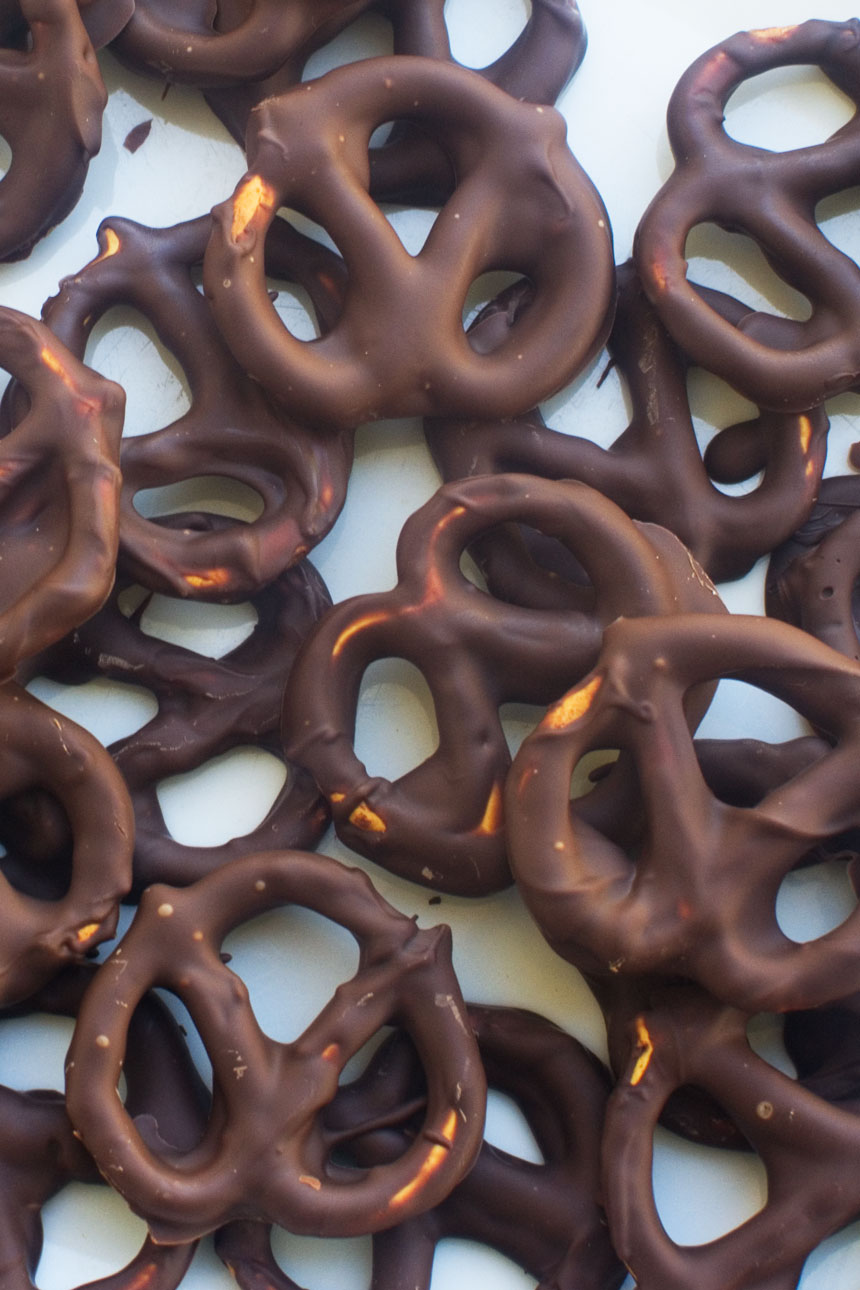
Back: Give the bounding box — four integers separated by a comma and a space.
508, 611, 860, 1013
21, 550, 332, 892
204, 55, 614, 430
65, 849, 486, 1244
0, 0, 108, 261
27, 213, 353, 601
635, 19, 860, 412
284, 474, 723, 896
428, 263, 827, 591
0, 307, 124, 681
218, 1004, 624, 1290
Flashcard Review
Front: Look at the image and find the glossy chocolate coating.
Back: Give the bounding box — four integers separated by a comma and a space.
508, 612, 860, 1013
0, 0, 107, 261
635, 19, 860, 412
0, 682, 132, 1005
28, 213, 353, 602
0, 307, 124, 681
204, 55, 614, 431
22, 551, 332, 892
427, 262, 827, 591
767, 475, 860, 662
603, 986, 860, 1290
284, 474, 723, 895
218, 1004, 624, 1290
65, 850, 486, 1245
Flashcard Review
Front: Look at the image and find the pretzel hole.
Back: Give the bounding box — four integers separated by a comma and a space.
571, 749, 621, 800
652, 1123, 766, 1244
687, 369, 763, 491
484, 1087, 544, 1163
817, 187, 860, 272
501, 702, 546, 760
222, 906, 359, 1045
26, 673, 158, 746
0, 135, 10, 180
542, 342, 632, 444
0, 789, 72, 900
776, 856, 858, 943
353, 659, 439, 781
156, 747, 287, 846
39, 1182, 149, 1287
433, 1237, 541, 1288
725, 64, 853, 152
685, 225, 811, 323
269, 1228, 372, 1290
746, 1012, 797, 1078
385, 205, 439, 256
132, 476, 265, 524
302, 10, 392, 80
462, 271, 530, 337
85, 307, 191, 439
446, 0, 529, 68
0, 1013, 74, 1090
129, 591, 258, 657
695, 680, 806, 743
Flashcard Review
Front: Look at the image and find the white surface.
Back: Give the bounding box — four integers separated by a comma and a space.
1, 2, 859, 1287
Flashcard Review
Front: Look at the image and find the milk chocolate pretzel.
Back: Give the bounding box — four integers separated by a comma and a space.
0, 964, 207, 1289
207, 0, 586, 208
783, 990, 860, 1114
217, 1004, 624, 1290
0, 0, 133, 47
21, 551, 332, 892
204, 55, 614, 431
427, 262, 828, 591
603, 986, 860, 1290
0, 682, 132, 1005
766, 475, 860, 662
65, 849, 486, 1244
284, 474, 723, 896
507, 611, 860, 1013
29, 213, 353, 601
0, 307, 124, 681
635, 19, 860, 413
0, 0, 108, 261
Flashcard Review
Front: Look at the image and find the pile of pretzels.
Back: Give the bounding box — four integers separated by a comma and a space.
1, 2, 860, 1288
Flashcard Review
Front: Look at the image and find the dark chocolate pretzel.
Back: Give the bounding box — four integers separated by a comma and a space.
603, 986, 860, 1290
0, 307, 124, 681
204, 55, 614, 431
65, 849, 486, 1245
22, 551, 333, 892
0, 0, 107, 261
28, 213, 353, 602
635, 19, 860, 413
508, 611, 860, 1013
766, 475, 860, 662
217, 1003, 624, 1290
0, 682, 132, 1005
283, 474, 723, 896
427, 262, 827, 591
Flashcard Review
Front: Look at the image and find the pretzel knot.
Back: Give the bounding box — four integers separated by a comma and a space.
283, 475, 723, 896
635, 18, 860, 412
507, 612, 860, 1013
64, 850, 486, 1244
604, 988, 860, 1290
204, 55, 614, 430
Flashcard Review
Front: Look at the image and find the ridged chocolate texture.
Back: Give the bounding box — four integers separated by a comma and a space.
0, 0, 107, 261
218, 1004, 624, 1290
0, 681, 132, 1005
603, 986, 860, 1290
204, 55, 614, 431
508, 612, 860, 1013
427, 262, 828, 593
766, 475, 860, 662
65, 850, 486, 1245
0, 307, 124, 680
20, 549, 333, 893
24, 213, 353, 602
283, 474, 724, 896
207, 0, 586, 208
635, 19, 860, 412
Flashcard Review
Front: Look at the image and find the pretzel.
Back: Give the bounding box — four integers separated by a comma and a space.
27, 213, 353, 601
204, 55, 614, 431
217, 1004, 623, 1290
766, 475, 860, 662
0, 682, 132, 1005
0, 307, 124, 681
0, 0, 133, 46
64, 849, 486, 1244
427, 262, 828, 593
783, 990, 860, 1114
603, 986, 860, 1290
0, 0, 108, 261
507, 611, 860, 1013
284, 474, 723, 895
19, 552, 332, 892
635, 19, 860, 413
